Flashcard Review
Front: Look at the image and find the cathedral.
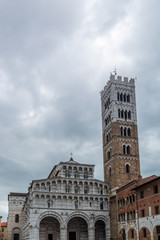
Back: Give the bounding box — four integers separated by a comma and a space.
8, 158, 110, 240
8, 72, 160, 240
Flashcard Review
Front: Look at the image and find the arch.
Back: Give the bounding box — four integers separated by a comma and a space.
153, 225, 160, 239
95, 219, 106, 240
139, 227, 151, 239
119, 228, 126, 240
12, 227, 21, 240
39, 216, 60, 240
66, 212, 90, 227
128, 228, 137, 239
67, 216, 88, 240
36, 211, 64, 228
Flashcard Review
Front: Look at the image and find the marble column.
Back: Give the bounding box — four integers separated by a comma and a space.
60, 227, 67, 240
88, 227, 95, 240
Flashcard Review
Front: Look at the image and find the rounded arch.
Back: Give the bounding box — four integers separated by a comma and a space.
153, 225, 160, 239
66, 212, 90, 228
128, 228, 137, 239
95, 215, 108, 226
36, 211, 64, 228
95, 219, 106, 240
139, 227, 151, 239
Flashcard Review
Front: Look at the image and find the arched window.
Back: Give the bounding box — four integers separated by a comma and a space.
126, 164, 130, 173
117, 92, 120, 100
15, 214, 19, 223
75, 201, 78, 209
124, 94, 126, 102
124, 127, 126, 136
121, 110, 124, 118
120, 93, 123, 101
66, 185, 71, 193
100, 201, 103, 210
127, 145, 130, 154
128, 128, 131, 136
121, 127, 123, 136
118, 109, 120, 118
65, 171, 71, 178
84, 187, 88, 194
74, 186, 79, 194
127, 94, 130, 102
108, 149, 111, 160
123, 145, 126, 154
125, 110, 127, 120
128, 111, 131, 119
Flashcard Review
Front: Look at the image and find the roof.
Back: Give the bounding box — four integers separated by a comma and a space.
1, 222, 7, 227
59, 157, 95, 166
132, 176, 160, 191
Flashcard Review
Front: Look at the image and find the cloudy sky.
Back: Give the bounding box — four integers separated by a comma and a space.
0, 0, 160, 221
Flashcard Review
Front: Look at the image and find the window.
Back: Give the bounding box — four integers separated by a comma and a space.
123, 145, 126, 154
127, 145, 130, 154
155, 206, 159, 215
140, 190, 144, 199
126, 164, 130, 173
74, 187, 79, 194
48, 201, 50, 208
154, 185, 158, 194
141, 209, 145, 217
100, 202, 103, 210
117, 92, 120, 100
108, 149, 111, 160
120, 93, 123, 101
118, 109, 120, 118
143, 228, 147, 238
128, 111, 131, 119
84, 187, 88, 194
121, 127, 123, 136
66, 185, 71, 193
121, 110, 124, 118
74, 172, 79, 178
156, 226, 160, 234
127, 94, 130, 102
2, 228, 4, 232
131, 230, 134, 238
124, 127, 127, 136
65, 171, 71, 178
84, 172, 88, 179
128, 128, 131, 136
75, 201, 78, 209
15, 214, 19, 223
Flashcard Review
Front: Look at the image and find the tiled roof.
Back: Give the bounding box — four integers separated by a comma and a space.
1, 222, 7, 227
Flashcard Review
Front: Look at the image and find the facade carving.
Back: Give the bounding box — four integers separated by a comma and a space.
8, 158, 110, 240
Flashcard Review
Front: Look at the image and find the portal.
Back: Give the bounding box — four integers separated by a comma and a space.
69, 231, 76, 240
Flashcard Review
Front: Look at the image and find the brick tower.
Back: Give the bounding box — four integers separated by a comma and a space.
101, 72, 140, 239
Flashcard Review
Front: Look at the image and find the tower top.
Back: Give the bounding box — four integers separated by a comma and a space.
101, 74, 135, 96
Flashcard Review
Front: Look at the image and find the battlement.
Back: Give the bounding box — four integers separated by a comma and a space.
101, 74, 135, 96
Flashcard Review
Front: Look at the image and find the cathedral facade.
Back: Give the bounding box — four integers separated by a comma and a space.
8, 158, 110, 240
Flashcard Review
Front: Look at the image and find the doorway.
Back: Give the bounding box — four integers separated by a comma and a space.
48, 234, 53, 240
69, 231, 76, 240
14, 234, 19, 240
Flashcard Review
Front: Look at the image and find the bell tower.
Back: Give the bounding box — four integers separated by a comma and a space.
101, 72, 140, 239
101, 72, 140, 190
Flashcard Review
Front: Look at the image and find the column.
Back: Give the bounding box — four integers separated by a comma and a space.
60, 227, 67, 240
88, 227, 95, 240
105, 227, 111, 240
